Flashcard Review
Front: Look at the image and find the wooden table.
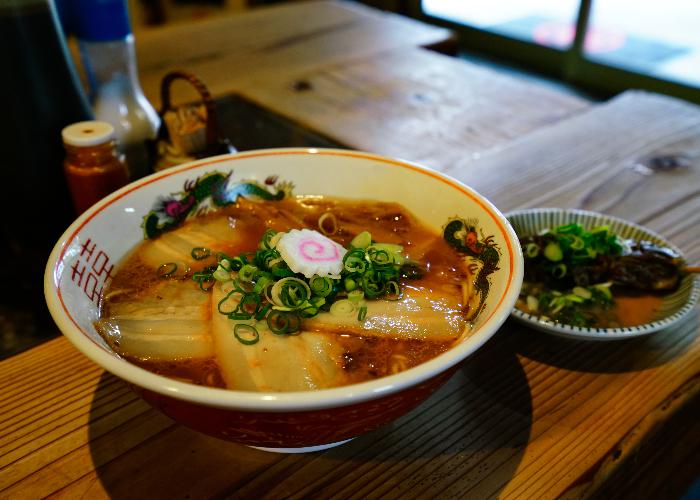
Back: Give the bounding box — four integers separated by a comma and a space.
2, 2, 699, 498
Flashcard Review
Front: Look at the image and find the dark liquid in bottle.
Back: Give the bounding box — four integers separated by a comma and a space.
0, 2, 92, 300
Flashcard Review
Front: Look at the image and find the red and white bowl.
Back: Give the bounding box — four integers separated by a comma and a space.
44, 148, 523, 452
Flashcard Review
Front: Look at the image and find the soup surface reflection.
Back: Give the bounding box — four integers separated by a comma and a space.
97, 197, 474, 391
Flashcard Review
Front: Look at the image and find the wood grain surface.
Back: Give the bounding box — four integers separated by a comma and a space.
135, 0, 455, 106
444, 91, 700, 263
1, 91, 698, 499
133, 0, 588, 162
4, 0, 700, 497
240, 47, 589, 168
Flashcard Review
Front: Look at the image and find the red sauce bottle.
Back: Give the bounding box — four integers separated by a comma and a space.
62, 121, 130, 215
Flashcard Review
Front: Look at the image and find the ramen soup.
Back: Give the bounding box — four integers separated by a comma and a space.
96, 197, 478, 392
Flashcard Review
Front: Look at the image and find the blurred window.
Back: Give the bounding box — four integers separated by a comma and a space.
423, 0, 580, 51
419, 0, 700, 94
585, 0, 700, 87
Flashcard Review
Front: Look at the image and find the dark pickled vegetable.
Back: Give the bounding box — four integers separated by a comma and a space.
610, 241, 683, 291
518, 222, 685, 327
521, 231, 682, 293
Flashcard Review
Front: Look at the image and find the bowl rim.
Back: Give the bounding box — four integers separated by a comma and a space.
506, 207, 700, 340
45, 147, 524, 411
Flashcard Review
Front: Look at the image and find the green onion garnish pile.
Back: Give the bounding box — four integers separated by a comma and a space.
520, 222, 622, 326
523, 223, 623, 273
159, 229, 420, 344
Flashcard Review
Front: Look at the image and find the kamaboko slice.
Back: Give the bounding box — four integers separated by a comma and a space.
275, 229, 346, 279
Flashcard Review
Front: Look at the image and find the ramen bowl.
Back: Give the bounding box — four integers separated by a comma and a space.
45, 148, 523, 452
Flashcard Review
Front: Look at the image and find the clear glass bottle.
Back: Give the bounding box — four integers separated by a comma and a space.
72, 0, 160, 180
62, 121, 130, 214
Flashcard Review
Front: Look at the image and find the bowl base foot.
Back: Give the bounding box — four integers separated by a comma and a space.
250, 438, 353, 453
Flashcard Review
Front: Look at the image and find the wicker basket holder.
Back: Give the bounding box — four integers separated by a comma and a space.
153, 70, 235, 171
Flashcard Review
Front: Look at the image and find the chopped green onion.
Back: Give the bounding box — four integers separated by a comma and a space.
233, 324, 259, 345
267, 310, 301, 334
271, 266, 295, 278
358, 305, 368, 321
239, 264, 258, 282
218, 290, 242, 315
268, 277, 312, 310
350, 231, 372, 249
551, 263, 567, 279
229, 312, 253, 320
385, 280, 401, 300
309, 275, 333, 297
347, 289, 364, 302
202, 226, 414, 345
318, 212, 338, 235
192, 269, 215, 292
298, 301, 322, 318
255, 303, 272, 321
361, 272, 385, 299
368, 248, 391, 265
330, 299, 356, 316
259, 229, 278, 250
343, 249, 367, 273
367, 243, 404, 265
524, 242, 540, 258
213, 265, 231, 282
544, 242, 563, 262
227, 256, 246, 271
555, 223, 579, 234
253, 274, 274, 294
566, 294, 585, 303
593, 282, 613, 300
236, 292, 262, 316
570, 236, 585, 251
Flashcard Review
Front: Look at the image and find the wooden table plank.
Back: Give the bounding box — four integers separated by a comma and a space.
440, 90, 700, 498
2, 313, 696, 497
4, 0, 700, 495
133, 0, 588, 164
240, 47, 589, 168
135, 0, 455, 107
3, 90, 697, 499
444, 91, 700, 259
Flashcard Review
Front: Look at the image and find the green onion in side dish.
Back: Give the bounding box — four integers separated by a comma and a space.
517, 221, 684, 327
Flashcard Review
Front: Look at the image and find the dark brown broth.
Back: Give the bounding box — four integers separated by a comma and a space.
600, 294, 662, 328
125, 356, 227, 388
100, 196, 469, 390
515, 290, 663, 328
124, 336, 451, 389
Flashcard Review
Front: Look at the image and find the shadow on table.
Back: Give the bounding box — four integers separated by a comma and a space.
84, 313, 697, 497
513, 309, 698, 374
87, 371, 284, 499
313, 332, 533, 498
86, 330, 532, 498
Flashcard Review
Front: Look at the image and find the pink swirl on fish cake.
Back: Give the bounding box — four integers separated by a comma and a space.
299, 239, 341, 262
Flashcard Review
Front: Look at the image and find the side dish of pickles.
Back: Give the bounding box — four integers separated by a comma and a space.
507, 209, 699, 338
